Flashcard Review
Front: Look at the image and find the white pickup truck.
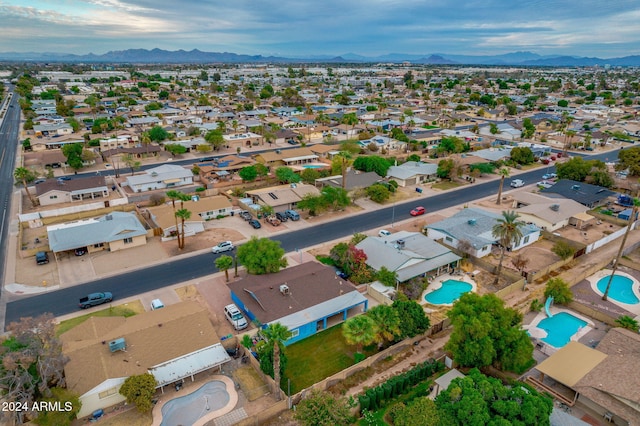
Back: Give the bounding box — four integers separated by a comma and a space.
510, 179, 525, 188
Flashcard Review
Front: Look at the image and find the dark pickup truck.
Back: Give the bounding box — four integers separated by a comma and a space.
79, 292, 113, 309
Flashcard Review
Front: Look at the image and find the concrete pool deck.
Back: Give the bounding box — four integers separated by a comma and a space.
151, 375, 238, 426
586, 269, 640, 316
524, 307, 594, 355
421, 272, 478, 308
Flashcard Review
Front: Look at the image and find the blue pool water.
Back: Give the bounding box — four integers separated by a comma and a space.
425, 280, 472, 304
537, 312, 587, 348
596, 274, 639, 304
161, 380, 229, 426
302, 164, 325, 169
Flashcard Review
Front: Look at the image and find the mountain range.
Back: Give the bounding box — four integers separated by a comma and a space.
2, 48, 640, 66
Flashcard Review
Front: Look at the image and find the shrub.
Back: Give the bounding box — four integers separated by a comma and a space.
149, 193, 166, 206
544, 278, 573, 305
551, 240, 575, 260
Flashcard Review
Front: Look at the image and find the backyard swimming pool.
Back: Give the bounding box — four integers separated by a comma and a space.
425, 280, 472, 305
537, 312, 587, 348
160, 380, 230, 426
596, 274, 639, 304
302, 164, 326, 169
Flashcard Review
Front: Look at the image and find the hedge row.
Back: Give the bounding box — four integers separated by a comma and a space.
358, 359, 444, 413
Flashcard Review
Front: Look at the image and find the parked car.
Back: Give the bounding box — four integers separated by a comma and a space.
336, 270, 348, 280
378, 229, 392, 237
74, 247, 87, 256
510, 179, 525, 188
275, 212, 289, 222
79, 292, 113, 309
239, 210, 252, 221
287, 139, 298, 145
542, 172, 557, 180
248, 219, 262, 229
33, 178, 46, 185
410, 206, 426, 216
150, 299, 165, 310
224, 304, 248, 330
284, 209, 300, 221
266, 215, 281, 226
35, 251, 49, 265
212, 240, 234, 254
536, 180, 555, 189
57, 176, 72, 181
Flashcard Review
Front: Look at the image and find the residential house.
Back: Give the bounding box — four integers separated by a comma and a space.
512, 192, 593, 231
227, 262, 368, 345
426, 207, 540, 258
125, 164, 193, 193
532, 329, 640, 425
254, 147, 319, 168
356, 231, 462, 282
222, 132, 262, 150
197, 155, 256, 185
61, 301, 231, 418
541, 179, 616, 208
315, 169, 380, 191
386, 161, 438, 187
148, 195, 233, 239
33, 123, 73, 137
99, 135, 138, 151
47, 211, 147, 255
245, 183, 320, 213
35, 176, 110, 206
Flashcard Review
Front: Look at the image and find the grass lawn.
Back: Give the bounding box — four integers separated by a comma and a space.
56, 300, 144, 336
432, 181, 462, 190
282, 324, 376, 393
422, 125, 439, 129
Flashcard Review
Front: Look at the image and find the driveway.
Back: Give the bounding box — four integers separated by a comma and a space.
57, 252, 97, 285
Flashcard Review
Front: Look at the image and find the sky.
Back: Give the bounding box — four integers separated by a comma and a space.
2, 0, 640, 58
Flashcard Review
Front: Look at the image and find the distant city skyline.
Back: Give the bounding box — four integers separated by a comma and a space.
2, 1, 640, 58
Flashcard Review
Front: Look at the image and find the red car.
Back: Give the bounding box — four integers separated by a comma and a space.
410, 206, 426, 216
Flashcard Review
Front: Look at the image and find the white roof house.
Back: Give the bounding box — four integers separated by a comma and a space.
386, 161, 438, 187
356, 231, 461, 282
125, 164, 193, 193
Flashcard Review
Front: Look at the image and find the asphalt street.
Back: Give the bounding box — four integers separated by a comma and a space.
3, 147, 621, 326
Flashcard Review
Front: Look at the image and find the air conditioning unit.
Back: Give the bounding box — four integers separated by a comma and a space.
550, 204, 560, 211
109, 338, 126, 353
279, 284, 290, 295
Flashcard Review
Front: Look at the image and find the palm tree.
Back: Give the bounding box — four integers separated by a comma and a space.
496, 167, 510, 205
14, 167, 37, 207
175, 208, 191, 249
367, 305, 401, 347
262, 323, 291, 401
603, 193, 639, 301
335, 151, 352, 190
215, 255, 234, 282
615, 315, 639, 331
342, 315, 376, 354
166, 190, 189, 248
491, 210, 525, 286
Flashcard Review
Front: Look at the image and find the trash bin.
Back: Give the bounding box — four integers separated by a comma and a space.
230, 211, 234, 216
91, 409, 104, 420
416, 187, 423, 193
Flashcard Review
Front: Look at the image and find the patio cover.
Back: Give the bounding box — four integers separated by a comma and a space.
149, 343, 231, 388
535, 341, 607, 387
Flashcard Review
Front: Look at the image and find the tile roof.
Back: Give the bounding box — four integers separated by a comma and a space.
35, 176, 107, 196
541, 179, 616, 207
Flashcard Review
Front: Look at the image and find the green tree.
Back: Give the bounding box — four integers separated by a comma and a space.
262, 323, 291, 400
204, 129, 225, 150
376, 266, 398, 287
14, 166, 37, 207
175, 208, 191, 249
366, 183, 391, 203
551, 240, 575, 260
238, 165, 258, 182
521, 117, 535, 139
510, 147, 534, 165
437, 158, 455, 180
446, 293, 533, 373
237, 236, 287, 274
61, 143, 84, 170
352, 156, 393, 177
615, 146, 640, 176
556, 156, 606, 182
390, 397, 446, 426
215, 255, 234, 282
275, 166, 300, 184
492, 210, 525, 286
544, 278, 573, 305
342, 315, 376, 354
496, 167, 510, 205
367, 305, 401, 346
392, 297, 431, 338
33, 387, 81, 426
489, 123, 499, 134
165, 144, 187, 156
166, 190, 190, 250
615, 315, 639, 332
300, 168, 321, 184
119, 373, 157, 412
435, 368, 553, 425
122, 153, 141, 176
294, 389, 353, 426
148, 125, 169, 142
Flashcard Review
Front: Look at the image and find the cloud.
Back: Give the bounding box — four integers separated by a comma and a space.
1, 0, 640, 57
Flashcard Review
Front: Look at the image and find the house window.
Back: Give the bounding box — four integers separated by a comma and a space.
289, 329, 300, 339
123, 237, 133, 244
523, 236, 530, 244
445, 236, 453, 243
49, 195, 58, 199
93, 243, 104, 248
98, 387, 118, 399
